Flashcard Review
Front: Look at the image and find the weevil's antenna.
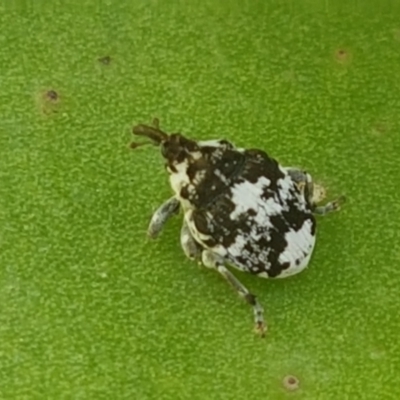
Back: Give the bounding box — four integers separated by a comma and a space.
132, 118, 168, 145
130, 141, 153, 149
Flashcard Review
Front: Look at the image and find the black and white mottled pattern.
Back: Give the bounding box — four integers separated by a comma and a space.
132, 121, 344, 336
173, 141, 316, 279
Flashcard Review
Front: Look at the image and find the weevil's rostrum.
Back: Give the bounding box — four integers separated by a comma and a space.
131, 119, 344, 337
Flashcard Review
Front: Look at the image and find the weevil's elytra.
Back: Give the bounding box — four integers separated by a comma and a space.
131, 119, 345, 337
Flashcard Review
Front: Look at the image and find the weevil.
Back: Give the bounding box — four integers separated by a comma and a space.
131, 119, 345, 337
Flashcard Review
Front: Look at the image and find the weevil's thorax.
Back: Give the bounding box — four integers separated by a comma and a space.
162, 134, 244, 211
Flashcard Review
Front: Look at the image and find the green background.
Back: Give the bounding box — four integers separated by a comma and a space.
1, 1, 400, 399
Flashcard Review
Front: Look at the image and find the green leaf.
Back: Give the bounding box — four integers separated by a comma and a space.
1, 2, 399, 399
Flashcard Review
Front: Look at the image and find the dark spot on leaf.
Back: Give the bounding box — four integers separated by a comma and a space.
283, 375, 299, 391
334, 48, 352, 64
46, 90, 58, 101
98, 55, 111, 65
37, 88, 61, 115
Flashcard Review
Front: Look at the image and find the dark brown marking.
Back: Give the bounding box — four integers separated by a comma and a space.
180, 186, 189, 199
281, 262, 290, 270
192, 210, 210, 235
203, 237, 218, 247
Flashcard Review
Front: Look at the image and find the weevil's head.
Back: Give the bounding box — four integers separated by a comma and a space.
131, 120, 202, 174
132, 120, 241, 206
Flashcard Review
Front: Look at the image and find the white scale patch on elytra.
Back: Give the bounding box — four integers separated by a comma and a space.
229, 177, 271, 219
214, 168, 230, 185
278, 222, 316, 269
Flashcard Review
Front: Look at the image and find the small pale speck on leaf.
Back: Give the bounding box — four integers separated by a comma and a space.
281, 69, 296, 82
283, 375, 300, 391
371, 121, 390, 136
369, 349, 386, 360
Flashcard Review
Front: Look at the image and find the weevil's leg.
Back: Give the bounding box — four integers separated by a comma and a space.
286, 167, 345, 213
147, 197, 180, 239
180, 219, 203, 260
202, 250, 266, 337
286, 167, 308, 184
286, 167, 327, 205
313, 195, 346, 215
286, 168, 314, 204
